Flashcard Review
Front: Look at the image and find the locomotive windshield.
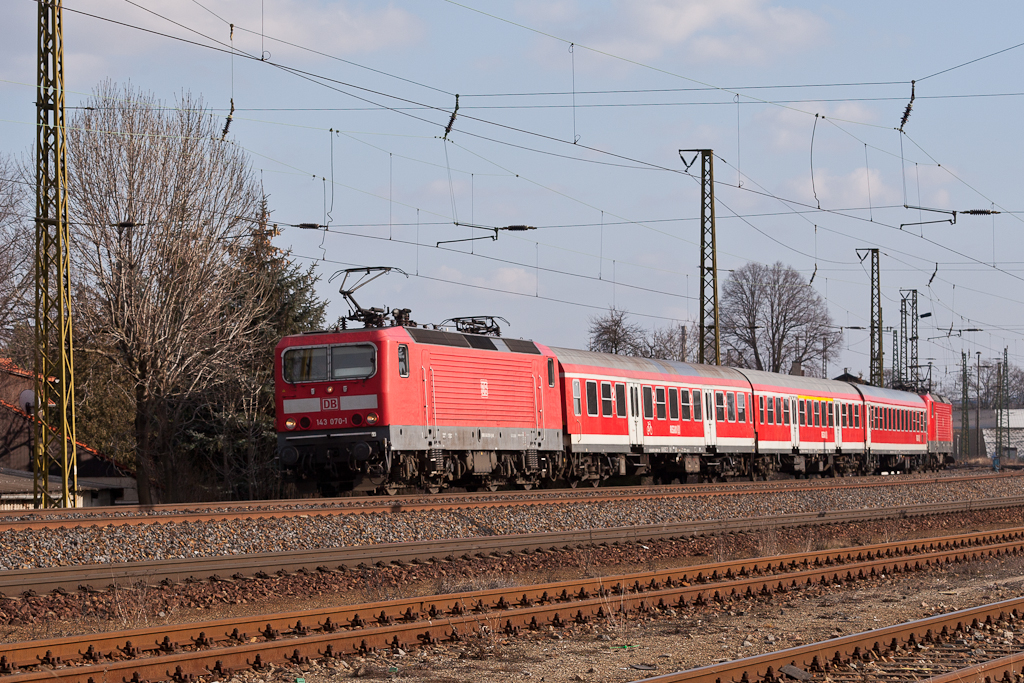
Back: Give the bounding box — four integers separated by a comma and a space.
282, 344, 376, 382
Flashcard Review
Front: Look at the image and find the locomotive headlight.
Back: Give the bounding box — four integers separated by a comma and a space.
285, 418, 297, 430
366, 412, 379, 425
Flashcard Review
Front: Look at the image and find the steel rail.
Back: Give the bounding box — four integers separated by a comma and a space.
923, 651, 1024, 683
636, 598, 1024, 683
3, 528, 1024, 682
3, 495, 1024, 596
0, 472, 1012, 531
1, 526, 1019, 671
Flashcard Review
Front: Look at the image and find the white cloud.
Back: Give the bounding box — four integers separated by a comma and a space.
517, 0, 827, 66
785, 166, 901, 209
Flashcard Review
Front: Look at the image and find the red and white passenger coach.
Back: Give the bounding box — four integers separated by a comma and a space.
275, 325, 954, 494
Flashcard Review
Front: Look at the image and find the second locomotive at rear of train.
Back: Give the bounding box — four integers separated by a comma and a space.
275, 326, 954, 494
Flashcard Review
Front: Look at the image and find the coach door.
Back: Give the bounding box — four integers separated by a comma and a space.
627, 382, 644, 446
790, 397, 800, 448
703, 389, 717, 450
833, 402, 843, 450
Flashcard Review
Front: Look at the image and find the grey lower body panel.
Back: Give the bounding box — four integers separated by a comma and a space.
389, 424, 562, 452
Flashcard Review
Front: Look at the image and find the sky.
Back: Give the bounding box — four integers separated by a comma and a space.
2, 0, 1023, 387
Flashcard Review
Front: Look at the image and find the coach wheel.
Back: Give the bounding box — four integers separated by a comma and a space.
383, 486, 399, 496
590, 479, 600, 488
519, 483, 534, 490
568, 479, 580, 489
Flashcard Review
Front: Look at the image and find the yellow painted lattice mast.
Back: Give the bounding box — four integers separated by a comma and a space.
34, 0, 77, 507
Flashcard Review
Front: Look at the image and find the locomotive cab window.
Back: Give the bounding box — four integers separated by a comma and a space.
692, 389, 702, 421
669, 388, 679, 420
615, 383, 627, 418
655, 387, 667, 419
283, 346, 329, 383
397, 344, 409, 377
680, 390, 692, 420
601, 382, 614, 417
643, 386, 654, 419
586, 380, 599, 417
547, 358, 555, 387
331, 344, 376, 380
715, 391, 726, 422
726, 392, 736, 422
572, 379, 582, 416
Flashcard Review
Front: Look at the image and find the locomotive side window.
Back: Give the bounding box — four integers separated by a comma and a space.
547, 358, 555, 387
692, 390, 702, 421
655, 387, 667, 419
643, 386, 654, 419
668, 388, 679, 420
331, 344, 376, 379
680, 390, 692, 420
737, 393, 746, 422
586, 380, 599, 417
726, 392, 736, 422
615, 383, 627, 418
283, 346, 329, 383
798, 399, 806, 426
715, 392, 726, 422
572, 379, 582, 416
766, 395, 774, 424
758, 396, 765, 424
601, 382, 614, 417
782, 398, 790, 425
397, 344, 409, 377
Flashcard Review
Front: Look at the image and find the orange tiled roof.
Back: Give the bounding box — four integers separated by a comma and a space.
0, 358, 36, 381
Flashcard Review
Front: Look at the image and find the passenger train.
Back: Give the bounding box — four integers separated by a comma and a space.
275, 325, 954, 495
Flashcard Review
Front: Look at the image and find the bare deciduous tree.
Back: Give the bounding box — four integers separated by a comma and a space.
720, 261, 841, 376
588, 307, 644, 355
68, 81, 274, 504
0, 154, 32, 349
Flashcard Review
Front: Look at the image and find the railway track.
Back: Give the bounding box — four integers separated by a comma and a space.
0, 470, 1009, 531
3, 495, 1023, 596
3, 525, 1023, 683
637, 598, 1024, 683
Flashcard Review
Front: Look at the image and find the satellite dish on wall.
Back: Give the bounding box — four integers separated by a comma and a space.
19, 389, 35, 414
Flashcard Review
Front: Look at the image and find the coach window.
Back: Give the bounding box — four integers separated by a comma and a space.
782, 398, 790, 425
798, 399, 806, 426
715, 391, 726, 422
669, 388, 679, 420
572, 379, 582, 416
855, 405, 860, 429
758, 396, 765, 424
397, 344, 409, 377
692, 389, 702, 421
601, 382, 614, 417
586, 381, 599, 417
727, 392, 736, 422
829, 403, 835, 427
774, 397, 782, 425
681, 389, 692, 420
615, 383, 627, 418
766, 395, 774, 424
643, 386, 654, 419
737, 393, 746, 422
655, 387, 667, 419
547, 358, 555, 387
841, 403, 847, 428
812, 401, 820, 427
